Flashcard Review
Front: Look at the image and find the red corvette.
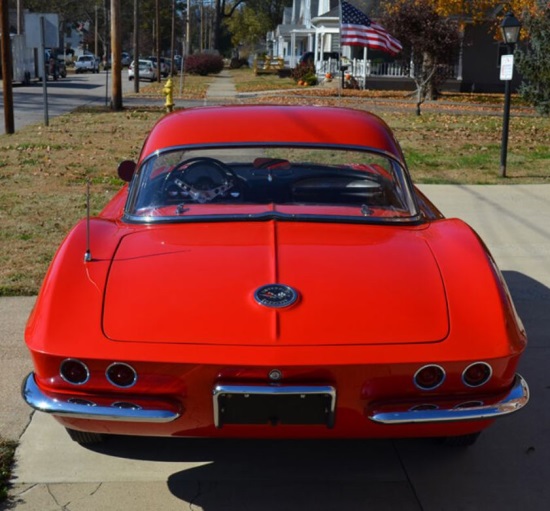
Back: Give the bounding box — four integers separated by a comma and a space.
23, 105, 528, 446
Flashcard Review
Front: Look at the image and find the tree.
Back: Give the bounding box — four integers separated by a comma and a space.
382, 0, 461, 115
515, 1, 550, 115
426, 1, 540, 40
226, 6, 271, 51
13, 0, 99, 20
213, 0, 291, 55
430, 1, 529, 16
212, 0, 243, 53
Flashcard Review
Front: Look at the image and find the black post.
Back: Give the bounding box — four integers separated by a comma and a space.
498, 12, 521, 179
500, 77, 512, 178
1, 0, 15, 133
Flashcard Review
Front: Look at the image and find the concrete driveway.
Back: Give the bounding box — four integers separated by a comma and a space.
2, 185, 550, 510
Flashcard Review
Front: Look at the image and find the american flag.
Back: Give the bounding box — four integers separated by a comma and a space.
340, 1, 403, 55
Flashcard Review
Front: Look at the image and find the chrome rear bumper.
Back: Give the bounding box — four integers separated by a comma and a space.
22, 373, 180, 423
22, 371, 528, 427
369, 374, 529, 424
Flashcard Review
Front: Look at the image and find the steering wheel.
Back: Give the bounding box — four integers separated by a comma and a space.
162, 156, 240, 204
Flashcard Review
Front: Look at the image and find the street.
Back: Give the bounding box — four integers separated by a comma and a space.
0, 70, 141, 133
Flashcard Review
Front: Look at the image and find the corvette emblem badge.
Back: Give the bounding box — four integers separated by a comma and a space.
254, 284, 299, 308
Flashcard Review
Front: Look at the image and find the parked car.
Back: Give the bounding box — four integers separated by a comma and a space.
121, 52, 132, 67
146, 55, 169, 77
22, 105, 529, 446
44, 49, 67, 80
173, 54, 182, 71
75, 54, 99, 73
128, 59, 158, 81
103, 54, 132, 70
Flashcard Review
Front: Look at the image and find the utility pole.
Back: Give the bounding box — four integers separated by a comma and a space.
111, 0, 122, 110
16, 0, 23, 34
104, 0, 109, 107
1, 0, 15, 134
186, 0, 191, 57
170, 0, 176, 76
156, 0, 160, 82
94, 5, 98, 60
133, 0, 139, 92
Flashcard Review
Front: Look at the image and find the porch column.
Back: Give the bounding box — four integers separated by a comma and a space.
290, 31, 296, 68
362, 46, 368, 88
314, 31, 321, 73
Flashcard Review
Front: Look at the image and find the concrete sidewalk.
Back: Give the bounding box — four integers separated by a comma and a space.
204, 69, 238, 101
0, 297, 35, 441
3, 184, 550, 510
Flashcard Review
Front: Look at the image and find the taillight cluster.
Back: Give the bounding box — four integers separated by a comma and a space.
414, 364, 445, 390
106, 363, 138, 388
60, 359, 90, 385
462, 362, 492, 387
60, 359, 137, 388
414, 362, 492, 391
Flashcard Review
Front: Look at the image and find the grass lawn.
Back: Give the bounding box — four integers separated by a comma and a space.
1, 84, 549, 297
0, 439, 16, 503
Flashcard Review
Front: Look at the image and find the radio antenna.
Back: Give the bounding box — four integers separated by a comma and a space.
84, 178, 92, 262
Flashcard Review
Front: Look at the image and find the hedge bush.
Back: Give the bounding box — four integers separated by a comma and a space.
229, 57, 249, 69
184, 53, 225, 76
291, 62, 318, 86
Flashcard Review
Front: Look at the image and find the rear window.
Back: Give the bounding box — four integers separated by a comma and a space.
124, 145, 418, 223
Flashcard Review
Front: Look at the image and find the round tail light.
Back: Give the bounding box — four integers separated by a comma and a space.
414, 364, 445, 390
106, 363, 137, 388
462, 362, 492, 387
60, 359, 90, 385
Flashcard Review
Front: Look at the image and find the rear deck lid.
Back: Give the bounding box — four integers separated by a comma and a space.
103, 221, 449, 345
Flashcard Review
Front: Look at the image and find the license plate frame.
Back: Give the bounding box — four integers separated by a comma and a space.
213, 384, 336, 428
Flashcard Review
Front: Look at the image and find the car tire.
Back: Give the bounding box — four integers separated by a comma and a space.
65, 428, 105, 445
438, 432, 481, 447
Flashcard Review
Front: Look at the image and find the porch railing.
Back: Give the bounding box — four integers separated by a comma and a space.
315, 59, 458, 86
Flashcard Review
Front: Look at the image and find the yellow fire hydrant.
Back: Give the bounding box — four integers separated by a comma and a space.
163, 78, 175, 112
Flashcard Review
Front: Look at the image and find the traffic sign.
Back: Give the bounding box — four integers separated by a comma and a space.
500, 54, 514, 81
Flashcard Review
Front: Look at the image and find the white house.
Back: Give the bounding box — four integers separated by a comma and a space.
268, 0, 406, 86
268, 0, 517, 93
269, 0, 340, 68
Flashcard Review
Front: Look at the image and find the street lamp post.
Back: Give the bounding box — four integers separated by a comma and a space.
499, 12, 521, 178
